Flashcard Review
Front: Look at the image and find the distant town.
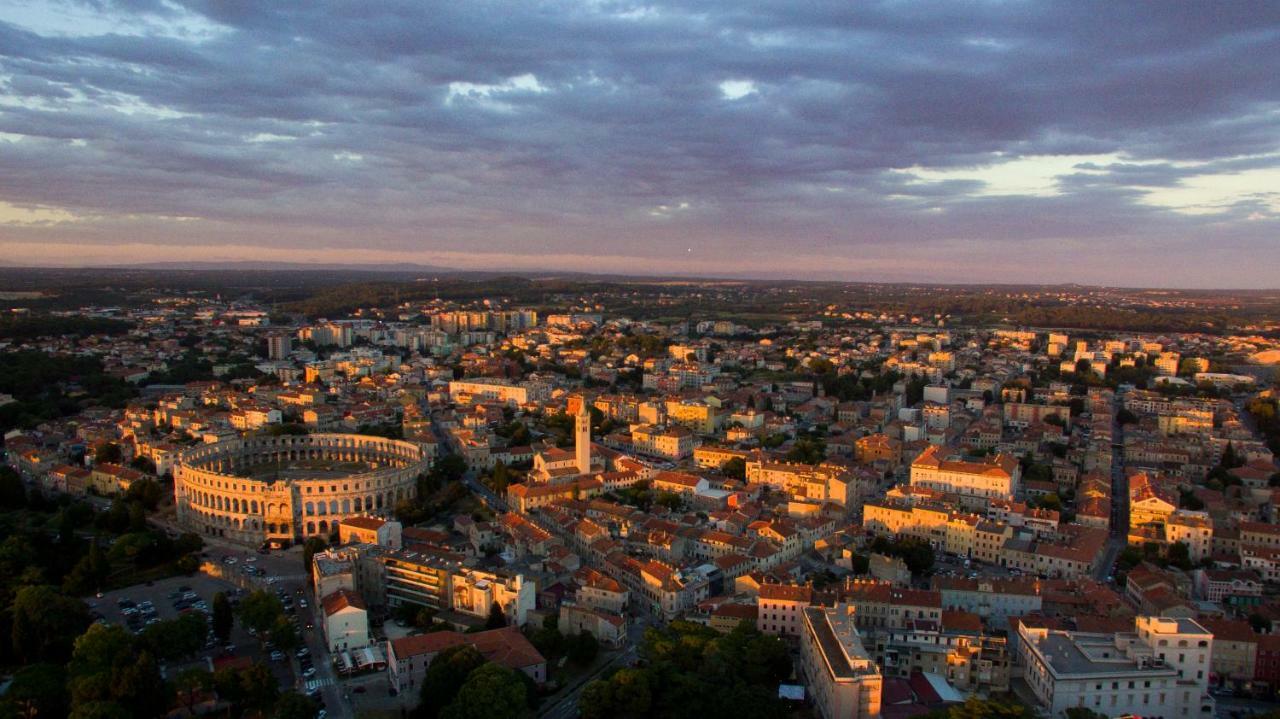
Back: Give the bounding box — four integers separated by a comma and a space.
2, 269, 1280, 719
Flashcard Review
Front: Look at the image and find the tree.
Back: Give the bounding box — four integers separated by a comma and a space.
1168, 542, 1193, 570
236, 663, 279, 712
869, 536, 934, 575
268, 615, 300, 652
174, 668, 212, 715
94, 443, 122, 465
1035, 493, 1063, 512
1065, 708, 1108, 719
945, 698, 1033, 719
485, 601, 507, 630
848, 552, 871, 574
906, 377, 928, 405
1116, 545, 1144, 571
580, 669, 652, 719
1222, 442, 1242, 469
302, 536, 328, 577
432, 455, 469, 483
1250, 613, 1271, 634
63, 541, 110, 596
129, 456, 158, 475
272, 692, 320, 719
123, 479, 163, 510
140, 612, 208, 660
417, 644, 486, 719
212, 591, 234, 641
784, 437, 826, 465
441, 664, 529, 719
488, 461, 511, 495
1179, 489, 1205, 511
68, 624, 168, 719
654, 491, 684, 512
238, 590, 285, 637
0, 465, 26, 509
6, 662, 69, 719
567, 630, 599, 665
67, 700, 134, 719
12, 585, 92, 664
529, 622, 566, 661
720, 457, 746, 480
591, 620, 792, 718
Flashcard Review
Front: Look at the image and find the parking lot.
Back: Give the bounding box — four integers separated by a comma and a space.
929, 552, 1024, 582
91, 571, 300, 692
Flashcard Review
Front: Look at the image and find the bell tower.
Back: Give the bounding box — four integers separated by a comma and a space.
575, 401, 592, 474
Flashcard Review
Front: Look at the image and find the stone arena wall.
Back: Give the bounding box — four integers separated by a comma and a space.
174, 433, 429, 546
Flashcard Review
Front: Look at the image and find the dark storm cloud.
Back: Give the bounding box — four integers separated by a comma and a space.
0, 0, 1278, 284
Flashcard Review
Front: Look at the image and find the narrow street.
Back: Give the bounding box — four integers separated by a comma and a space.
1097, 393, 1129, 583
537, 620, 647, 719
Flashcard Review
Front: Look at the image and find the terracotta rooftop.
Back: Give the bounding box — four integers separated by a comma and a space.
390, 626, 545, 672
321, 588, 366, 616
342, 516, 387, 531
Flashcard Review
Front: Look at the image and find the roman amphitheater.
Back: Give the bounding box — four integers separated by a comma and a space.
174, 434, 430, 546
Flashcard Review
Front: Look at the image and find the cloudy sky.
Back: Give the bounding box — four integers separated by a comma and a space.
1, 1, 1278, 287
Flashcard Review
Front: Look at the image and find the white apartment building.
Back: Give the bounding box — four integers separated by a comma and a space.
447, 379, 549, 406
800, 605, 883, 719
1019, 616, 1213, 719
450, 569, 536, 627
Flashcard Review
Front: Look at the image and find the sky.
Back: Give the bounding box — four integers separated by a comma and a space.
0, 1, 1278, 287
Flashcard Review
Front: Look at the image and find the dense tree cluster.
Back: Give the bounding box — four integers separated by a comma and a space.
1247, 396, 1280, 456
526, 615, 598, 670
579, 621, 791, 719
918, 697, 1036, 719
395, 455, 470, 525
414, 644, 535, 719
0, 314, 131, 341
0, 591, 302, 718
0, 351, 136, 432
868, 535, 935, 574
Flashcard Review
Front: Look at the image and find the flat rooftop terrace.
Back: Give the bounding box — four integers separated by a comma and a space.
1038, 632, 1174, 677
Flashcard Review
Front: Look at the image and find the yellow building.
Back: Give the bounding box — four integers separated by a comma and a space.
856, 434, 901, 467
665, 400, 718, 434
1128, 472, 1177, 527
863, 501, 950, 548
1165, 511, 1213, 562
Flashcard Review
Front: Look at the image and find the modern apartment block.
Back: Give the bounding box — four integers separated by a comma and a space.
800, 605, 884, 719
1019, 616, 1213, 718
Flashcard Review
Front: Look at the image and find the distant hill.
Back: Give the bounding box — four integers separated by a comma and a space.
113, 260, 459, 273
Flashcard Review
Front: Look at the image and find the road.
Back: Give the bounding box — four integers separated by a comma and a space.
1095, 393, 1129, 582
464, 469, 508, 513
537, 620, 647, 719
427, 410, 509, 514
1214, 695, 1279, 719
